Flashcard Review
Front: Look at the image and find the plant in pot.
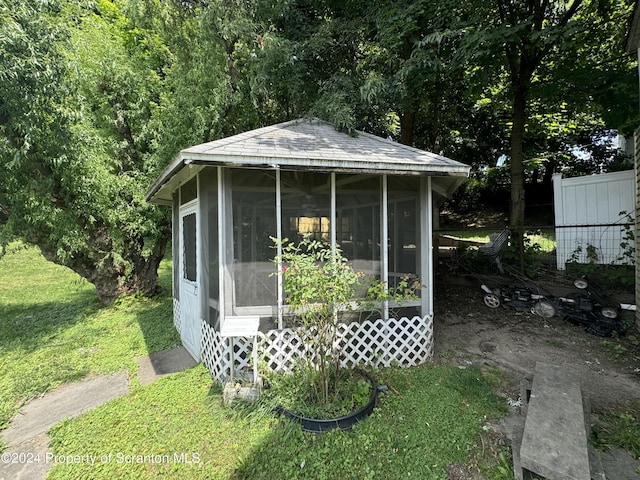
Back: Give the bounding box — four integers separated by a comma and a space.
265, 236, 421, 432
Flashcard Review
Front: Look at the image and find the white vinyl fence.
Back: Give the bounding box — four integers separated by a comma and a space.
553, 171, 635, 269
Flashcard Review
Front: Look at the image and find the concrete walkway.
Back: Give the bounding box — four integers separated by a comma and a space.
0, 347, 197, 480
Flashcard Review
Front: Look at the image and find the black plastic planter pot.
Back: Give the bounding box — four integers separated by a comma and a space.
278, 370, 387, 433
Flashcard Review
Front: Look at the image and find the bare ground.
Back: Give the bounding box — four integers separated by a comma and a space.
433, 276, 640, 411
433, 275, 640, 478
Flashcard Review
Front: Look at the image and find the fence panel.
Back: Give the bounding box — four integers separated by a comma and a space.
553, 171, 635, 269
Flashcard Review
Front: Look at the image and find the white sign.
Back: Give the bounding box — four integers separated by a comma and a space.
220, 316, 260, 338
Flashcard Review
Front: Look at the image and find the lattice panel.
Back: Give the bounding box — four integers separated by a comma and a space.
258, 315, 433, 373
200, 322, 228, 383
259, 328, 308, 373
200, 315, 434, 384
230, 337, 252, 372
173, 298, 181, 332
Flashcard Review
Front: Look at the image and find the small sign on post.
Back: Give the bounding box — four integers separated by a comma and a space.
220, 316, 260, 338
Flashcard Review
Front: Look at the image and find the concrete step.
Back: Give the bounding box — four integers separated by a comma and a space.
516, 362, 591, 480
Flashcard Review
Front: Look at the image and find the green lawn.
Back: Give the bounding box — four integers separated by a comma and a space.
3, 242, 639, 478
47, 364, 509, 479
440, 229, 557, 253
1, 242, 515, 478
0, 243, 180, 430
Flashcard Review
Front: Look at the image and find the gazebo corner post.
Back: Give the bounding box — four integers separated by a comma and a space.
276, 167, 284, 330
381, 175, 389, 321
419, 176, 434, 318
330, 173, 338, 324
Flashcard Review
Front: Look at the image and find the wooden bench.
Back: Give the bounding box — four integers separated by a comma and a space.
515, 362, 592, 480
478, 228, 509, 274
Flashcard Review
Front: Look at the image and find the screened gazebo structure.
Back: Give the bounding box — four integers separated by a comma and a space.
146, 118, 470, 382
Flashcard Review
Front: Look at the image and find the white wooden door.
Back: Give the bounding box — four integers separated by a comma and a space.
179, 202, 201, 360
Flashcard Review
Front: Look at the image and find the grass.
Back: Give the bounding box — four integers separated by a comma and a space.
0, 242, 180, 431
592, 401, 640, 460
439, 229, 557, 253
46, 364, 508, 479
48, 365, 276, 480
6, 241, 638, 477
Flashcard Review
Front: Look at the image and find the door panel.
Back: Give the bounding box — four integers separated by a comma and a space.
180, 203, 201, 360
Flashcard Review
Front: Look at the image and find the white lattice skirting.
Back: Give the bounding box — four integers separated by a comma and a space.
173, 298, 181, 332
199, 315, 433, 384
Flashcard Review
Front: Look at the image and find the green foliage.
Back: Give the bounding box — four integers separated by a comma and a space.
616, 211, 635, 266
565, 213, 636, 291
0, 0, 172, 302
1, 0, 636, 300
502, 230, 544, 276
592, 402, 640, 459
274, 236, 420, 406
261, 368, 372, 419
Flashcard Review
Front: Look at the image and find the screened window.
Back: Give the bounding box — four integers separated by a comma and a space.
281, 171, 331, 244
335, 175, 381, 278
388, 176, 419, 289
203, 169, 219, 301
183, 212, 197, 282
230, 169, 278, 309
180, 177, 197, 205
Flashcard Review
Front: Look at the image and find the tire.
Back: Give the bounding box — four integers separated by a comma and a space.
483, 293, 501, 309
573, 278, 588, 289
533, 300, 556, 318
600, 306, 618, 319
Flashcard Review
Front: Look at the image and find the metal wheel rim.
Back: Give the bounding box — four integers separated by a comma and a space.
573, 278, 588, 289
534, 300, 556, 318
484, 294, 501, 309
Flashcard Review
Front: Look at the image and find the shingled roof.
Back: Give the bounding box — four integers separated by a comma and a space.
147, 118, 470, 205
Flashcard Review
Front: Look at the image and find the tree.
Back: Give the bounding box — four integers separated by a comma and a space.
455, 0, 635, 265
0, 0, 171, 302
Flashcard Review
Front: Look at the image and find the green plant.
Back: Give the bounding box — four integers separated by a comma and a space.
592, 402, 640, 459
503, 230, 544, 276
273, 236, 420, 408
492, 450, 515, 480
616, 211, 635, 266
274, 237, 362, 405
567, 242, 599, 266
262, 368, 372, 418
600, 339, 629, 359
586, 244, 599, 263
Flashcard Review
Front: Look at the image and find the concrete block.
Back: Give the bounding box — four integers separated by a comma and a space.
519, 363, 590, 480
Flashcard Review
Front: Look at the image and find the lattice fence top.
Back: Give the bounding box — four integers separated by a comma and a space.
199, 314, 433, 384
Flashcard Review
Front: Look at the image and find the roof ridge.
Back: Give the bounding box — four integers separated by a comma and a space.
186, 118, 454, 163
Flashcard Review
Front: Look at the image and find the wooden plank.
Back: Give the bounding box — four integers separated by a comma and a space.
519, 363, 590, 480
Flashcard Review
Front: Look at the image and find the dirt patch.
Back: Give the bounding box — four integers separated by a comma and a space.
433, 277, 640, 411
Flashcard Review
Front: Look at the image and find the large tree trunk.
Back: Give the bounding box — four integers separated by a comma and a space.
122, 234, 169, 297
39, 225, 168, 304
510, 84, 527, 230
400, 111, 416, 146
509, 83, 529, 271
